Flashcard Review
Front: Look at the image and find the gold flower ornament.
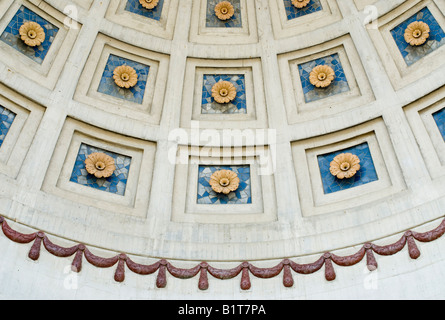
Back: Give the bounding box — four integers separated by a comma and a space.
19, 22, 45, 47
215, 1, 235, 21
210, 170, 240, 195
212, 81, 237, 104
309, 65, 335, 88
330, 153, 361, 180
113, 65, 138, 89
292, 0, 311, 9
404, 21, 430, 46
139, 0, 159, 10
85, 153, 116, 179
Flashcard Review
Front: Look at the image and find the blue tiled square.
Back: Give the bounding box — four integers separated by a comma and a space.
433, 107, 445, 141
69, 144, 132, 196
202, 74, 247, 114
98, 54, 150, 105
284, 0, 323, 21
0, 106, 16, 148
0, 6, 59, 64
197, 165, 252, 205
390, 7, 445, 66
206, 0, 242, 28
125, 0, 165, 21
317, 143, 378, 194
298, 53, 350, 103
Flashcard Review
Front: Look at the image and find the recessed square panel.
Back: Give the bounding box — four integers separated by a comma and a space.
69, 143, 132, 196
206, 0, 242, 28
0, 85, 45, 178
291, 118, 405, 217
0, 2, 80, 90
180, 58, 268, 129
269, 0, 341, 39
201, 74, 247, 114
298, 53, 350, 103
0, 105, 16, 148
0, 5, 59, 64
171, 146, 277, 224
189, 0, 258, 44
317, 142, 378, 194
433, 107, 445, 141
74, 34, 169, 124
98, 54, 150, 105
368, 1, 445, 90
42, 118, 157, 217
390, 7, 445, 66
405, 88, 445, 179
278, 35, 374, 124
105, 0, 177, 40
125, 0, 165, 21
197, 165, 252, 205
284, 0, 323, 20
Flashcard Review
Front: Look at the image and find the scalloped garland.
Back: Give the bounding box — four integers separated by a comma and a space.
0, 214, 444, 291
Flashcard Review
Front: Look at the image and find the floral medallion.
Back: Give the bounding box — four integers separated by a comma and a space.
404, 21, 430, 46
85, 152, 116, 179
309, 65, 336, 88
292, 0, 311, 9
215, 1, 235, 21
139, 0, 159, 10
113, 65, 138, 89
209, 170, 240, 195
19, 21, 45, 47
211, 80, 237, 104
330, 153, 361, 180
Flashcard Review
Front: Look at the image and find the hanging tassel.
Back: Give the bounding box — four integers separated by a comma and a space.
114, 254, 127, 283
240, 263, 251, 290
198, 263, 209, 291
71, 245, 85, 273
282, 260, 294, 288
365, 244, 378, 271
324, 253, 336, 281
406, 232, 421, 260
28, 232, 44, 261
156, 260, 168, 288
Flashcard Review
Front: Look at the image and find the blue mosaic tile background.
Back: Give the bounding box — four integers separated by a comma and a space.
206, 0, 242, 28
125, 0, 165, 21
98, 54, 150, 105
284, 0, 323, 20
317, 143, 378, 194
433, 107, 445, 141
0, 106, 16, 148
298, 53, 350, 103
197, 165, 252, 205
202, 74, 247, 114
70, 144, 132, 196
0, 6, 59, 64
391, 7, 445, 66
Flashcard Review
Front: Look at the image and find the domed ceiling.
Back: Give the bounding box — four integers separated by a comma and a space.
0, 0, 445, 299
